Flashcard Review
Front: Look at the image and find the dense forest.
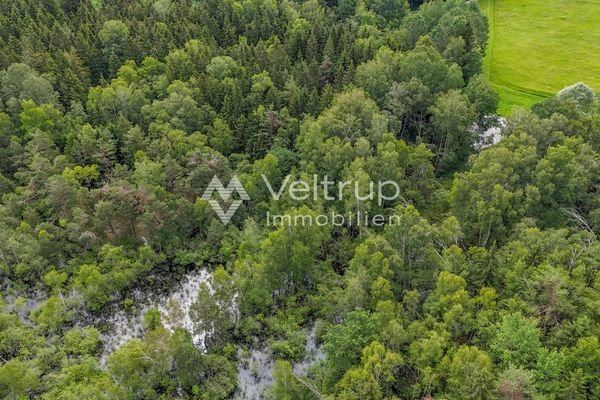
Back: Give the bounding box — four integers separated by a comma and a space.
0, 0, 599, 399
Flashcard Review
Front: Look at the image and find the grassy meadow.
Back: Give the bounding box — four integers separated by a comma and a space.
480, 0, 600, 114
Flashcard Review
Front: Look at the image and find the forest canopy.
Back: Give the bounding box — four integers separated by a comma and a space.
0, 0, 598, 399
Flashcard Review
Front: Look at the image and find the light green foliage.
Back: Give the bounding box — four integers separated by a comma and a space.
270, 359, 314, 399
324, 310, 381, 384
445, 346, 495, 400
73, 245, 162, 311
257, 206, 330, 300
190, 267, 238, 349
206, 56, 242, 81
62, 165, 100, 185
491, 313, 541, 368
0, 64, 58, 109
99, 20, 130, 75
108, 339, 154, 397
429, 89, 476, 170
0, 359, 40, 399
63, 327, 101, 356
31, 296, 72, 332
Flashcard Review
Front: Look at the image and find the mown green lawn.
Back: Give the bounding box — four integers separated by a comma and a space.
480, 0, 600, 114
